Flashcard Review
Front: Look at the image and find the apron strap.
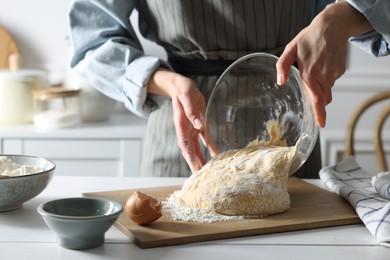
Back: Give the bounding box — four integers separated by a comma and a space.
168, 56, 235, 76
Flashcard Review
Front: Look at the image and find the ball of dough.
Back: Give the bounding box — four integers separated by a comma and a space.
180, 141, 296, 216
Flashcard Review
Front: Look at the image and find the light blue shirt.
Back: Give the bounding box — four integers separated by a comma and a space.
69, 0, 170, 119
69, 0, 389, 119
347, 0, 390, 57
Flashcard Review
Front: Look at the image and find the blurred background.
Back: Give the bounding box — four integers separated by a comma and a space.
1, 0, 389, 174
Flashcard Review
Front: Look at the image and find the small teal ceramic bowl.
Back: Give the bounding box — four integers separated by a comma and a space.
0, 154, 55, 212
37, 197, 123, 250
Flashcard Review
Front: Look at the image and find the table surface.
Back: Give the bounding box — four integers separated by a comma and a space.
0, 176, 388, 260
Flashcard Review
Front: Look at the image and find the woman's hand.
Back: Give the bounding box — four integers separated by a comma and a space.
276, 1, 373, 128
147, 68, 218, 172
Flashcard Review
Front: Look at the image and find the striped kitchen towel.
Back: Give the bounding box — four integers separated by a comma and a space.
319, 156, 390, 247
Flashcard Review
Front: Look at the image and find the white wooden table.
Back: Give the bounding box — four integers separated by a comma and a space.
0, 176, 388, 260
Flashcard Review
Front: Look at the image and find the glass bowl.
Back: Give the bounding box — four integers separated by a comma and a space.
205, 53, 318, 175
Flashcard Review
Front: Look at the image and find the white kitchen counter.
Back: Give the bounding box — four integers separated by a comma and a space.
0, 114, 148, 176
0, 113, 147, 139
0, 176, 388, 260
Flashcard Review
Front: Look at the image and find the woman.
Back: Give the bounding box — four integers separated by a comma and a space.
69, 0, 331, 178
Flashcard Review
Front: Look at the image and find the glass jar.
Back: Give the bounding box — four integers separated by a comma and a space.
32, 87, 81, 130
0, 69, 48, 124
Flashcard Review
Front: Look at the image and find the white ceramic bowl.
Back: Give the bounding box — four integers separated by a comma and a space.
0, 154, 55, 211
38, 197, 123, 250
205, 53, 319, 175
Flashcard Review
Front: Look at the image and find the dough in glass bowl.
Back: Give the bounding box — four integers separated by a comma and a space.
180, 121, 297, 216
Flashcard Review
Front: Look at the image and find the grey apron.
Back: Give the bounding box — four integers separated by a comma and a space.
138, 0, 321, 178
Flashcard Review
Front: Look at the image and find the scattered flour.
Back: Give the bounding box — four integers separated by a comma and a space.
0, 156, 43, 177
166, 120, 299, 220
163, 190, 244, 223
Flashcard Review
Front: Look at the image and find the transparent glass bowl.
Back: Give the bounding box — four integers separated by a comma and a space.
205, 53, 318, 175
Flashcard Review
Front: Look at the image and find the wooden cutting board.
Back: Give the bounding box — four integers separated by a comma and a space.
84, 177, 361, 248
0, 27, 20, 69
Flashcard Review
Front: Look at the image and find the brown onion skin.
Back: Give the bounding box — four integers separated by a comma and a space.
124, 191, 162, 225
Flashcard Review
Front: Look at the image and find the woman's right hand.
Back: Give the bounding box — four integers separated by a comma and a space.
276, 1, 373, 128
147, 68, 219, 172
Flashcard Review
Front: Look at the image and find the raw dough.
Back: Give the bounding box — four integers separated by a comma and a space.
180, 121, 297, 216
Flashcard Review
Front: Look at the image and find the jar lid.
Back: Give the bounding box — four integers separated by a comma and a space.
32, 87, 81, 100
0, 69, 46, 80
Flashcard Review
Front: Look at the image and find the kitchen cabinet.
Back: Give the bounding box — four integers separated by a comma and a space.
0, 113, 148, 177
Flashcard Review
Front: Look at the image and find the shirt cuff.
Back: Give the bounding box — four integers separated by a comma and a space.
349, 31, 390, 57
346, 0, 390, 57
122, 56, 171, 118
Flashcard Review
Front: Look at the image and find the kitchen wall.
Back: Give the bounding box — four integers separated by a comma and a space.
1, 0, 71, 83
321, 46, 390, 174
1, 0, 389, 173
0, 0, 166, 83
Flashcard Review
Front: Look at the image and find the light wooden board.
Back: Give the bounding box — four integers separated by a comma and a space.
84, 177, 361, 248
0, 27, 20, 69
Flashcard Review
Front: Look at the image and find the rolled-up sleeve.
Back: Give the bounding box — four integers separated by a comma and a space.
69, 0, 169, 118
346, 0, 390, 57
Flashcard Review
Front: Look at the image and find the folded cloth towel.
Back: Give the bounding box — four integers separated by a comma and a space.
319, 156, 390, 247
372, 171, 390, 200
